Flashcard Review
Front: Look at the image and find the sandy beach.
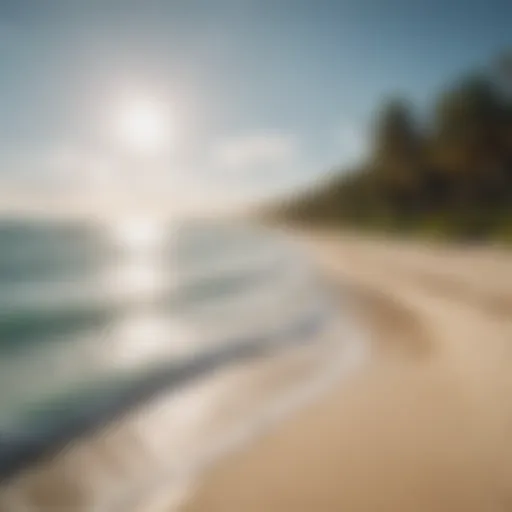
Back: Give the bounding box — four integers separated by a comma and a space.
2, 231, 512, 512
184, 232, 512, 511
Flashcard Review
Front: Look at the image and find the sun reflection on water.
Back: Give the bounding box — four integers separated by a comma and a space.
105, 217, 172, 300
112, 217, 165, 254
109, 260, 164, 301
101, 217, 185, 370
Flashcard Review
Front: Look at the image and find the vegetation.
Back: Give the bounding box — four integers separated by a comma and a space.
277, 54, 512, 241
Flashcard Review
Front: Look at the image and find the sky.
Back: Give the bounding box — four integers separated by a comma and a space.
0, 0, 511, 217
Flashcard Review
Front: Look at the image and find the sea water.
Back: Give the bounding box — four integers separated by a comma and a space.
0, 218, 365, 510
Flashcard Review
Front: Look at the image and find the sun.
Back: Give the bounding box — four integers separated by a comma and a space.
113, 96, 171, 155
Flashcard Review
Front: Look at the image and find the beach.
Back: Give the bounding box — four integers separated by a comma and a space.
2, 228, 512, 511
0, 222, 356, 511
184, 232, 512, 511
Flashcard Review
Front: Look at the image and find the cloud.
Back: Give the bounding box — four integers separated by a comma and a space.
0, 131, 302, 217
213, 132, 297, 171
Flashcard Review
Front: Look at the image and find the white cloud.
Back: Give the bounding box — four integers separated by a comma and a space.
0, 131, 302, 217
213, 132, 297, 171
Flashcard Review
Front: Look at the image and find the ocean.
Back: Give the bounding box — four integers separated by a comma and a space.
0, 218, 364, 511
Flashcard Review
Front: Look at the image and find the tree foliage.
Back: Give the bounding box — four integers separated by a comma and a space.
281, 55, 512, 240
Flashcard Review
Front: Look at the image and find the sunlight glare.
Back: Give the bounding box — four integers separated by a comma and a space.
113, 96, 171, 155
113, 217, 164, 252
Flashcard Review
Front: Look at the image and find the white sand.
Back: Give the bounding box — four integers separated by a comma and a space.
184, 232, 512, 512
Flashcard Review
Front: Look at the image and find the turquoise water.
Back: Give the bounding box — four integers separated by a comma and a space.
0, 219, 325, 477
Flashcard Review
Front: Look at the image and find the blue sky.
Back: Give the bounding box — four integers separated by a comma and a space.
0, 0, 511, 215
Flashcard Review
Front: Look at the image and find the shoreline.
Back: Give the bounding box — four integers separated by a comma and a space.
0, 279, 355, 511
0, 275, 330, 482
183, 232, 512, 512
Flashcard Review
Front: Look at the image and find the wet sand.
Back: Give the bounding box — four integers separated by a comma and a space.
184, 232, 512, 511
